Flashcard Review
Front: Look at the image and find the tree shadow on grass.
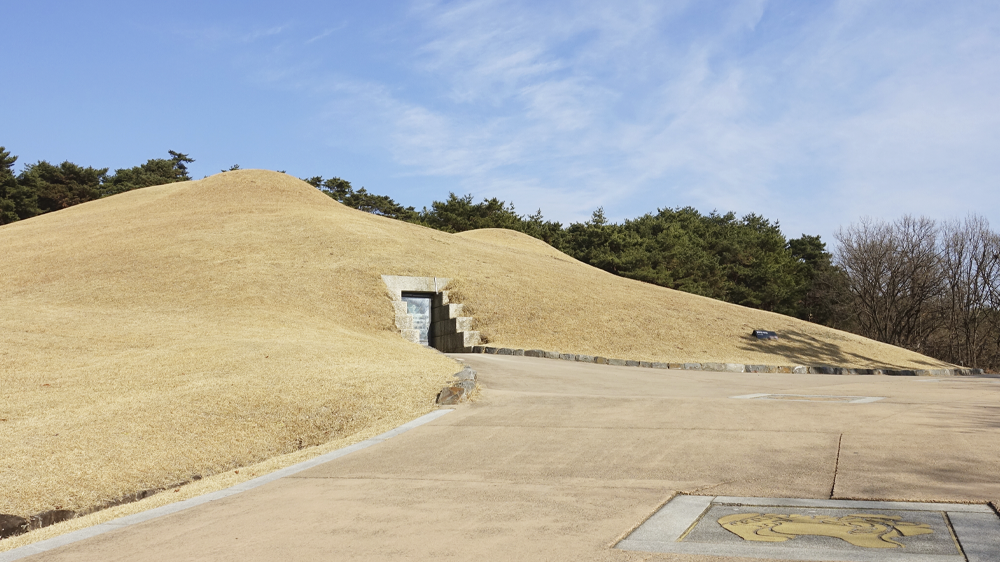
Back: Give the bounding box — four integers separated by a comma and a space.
735, 329, 946, 369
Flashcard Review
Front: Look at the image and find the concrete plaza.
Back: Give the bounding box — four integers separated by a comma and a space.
8, 354, 1000, 561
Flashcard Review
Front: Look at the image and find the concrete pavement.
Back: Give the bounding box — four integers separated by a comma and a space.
7, 354, 1000, 561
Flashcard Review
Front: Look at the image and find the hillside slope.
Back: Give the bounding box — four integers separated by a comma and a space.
0, 170, 950, 519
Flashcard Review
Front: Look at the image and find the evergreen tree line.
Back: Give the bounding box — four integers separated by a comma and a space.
4, 146, 997, 370
0, 146, 194, 223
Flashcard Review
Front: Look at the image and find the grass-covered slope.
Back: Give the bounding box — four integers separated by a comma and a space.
451, 228, 953, 370
0, 170, 950, 519
0, 170, 460, 518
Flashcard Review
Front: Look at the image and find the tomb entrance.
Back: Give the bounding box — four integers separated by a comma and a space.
381, 275, 481, 352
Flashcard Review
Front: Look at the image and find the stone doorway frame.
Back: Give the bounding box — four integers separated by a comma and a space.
381, 275, 481, 352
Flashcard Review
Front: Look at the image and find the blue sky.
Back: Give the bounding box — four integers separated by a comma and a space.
5, 0, 999, 242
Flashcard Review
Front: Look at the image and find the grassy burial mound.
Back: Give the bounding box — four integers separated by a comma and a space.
450, 229, 952, 370
0, 171, 462, 524
0, 170, 950, 524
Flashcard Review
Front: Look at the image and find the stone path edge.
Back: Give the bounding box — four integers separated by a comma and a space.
468, 346, 984, 377
436, 366, 477, 405
0, 409, 454, 562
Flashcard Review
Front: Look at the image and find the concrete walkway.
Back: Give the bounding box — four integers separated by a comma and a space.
11, 355, 1000, 561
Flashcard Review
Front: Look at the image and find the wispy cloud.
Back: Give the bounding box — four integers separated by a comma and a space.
13, 1, 997, 238
243, 24, 289, 42
272, 0, 1000, 237
306, 25, 343, 44
169, 21, 292, 48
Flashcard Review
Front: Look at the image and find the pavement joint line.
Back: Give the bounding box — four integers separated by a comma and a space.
687, 481, 738, 496
711, 497, 995, 513
829, 434, 842, 499
425, 424, 849, 434
730, 394, 886, 403
279, 475, 687, 492
0, 409, 454, 562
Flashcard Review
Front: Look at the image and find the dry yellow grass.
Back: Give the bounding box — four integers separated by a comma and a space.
0, 422, 395, 552
450, 228, 952, 370
0, 170, 951, 527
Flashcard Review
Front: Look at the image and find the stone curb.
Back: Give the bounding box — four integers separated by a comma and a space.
436, 366, 478, 405
469, 346, 984, 377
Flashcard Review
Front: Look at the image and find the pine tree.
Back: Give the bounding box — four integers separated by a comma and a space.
0, 147, 39, 224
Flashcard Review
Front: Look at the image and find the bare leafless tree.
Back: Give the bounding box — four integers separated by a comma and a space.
835, 216, 944, 351
834, 214, 1000, 370
977, 227, 1000, 368
934, 216, 998, 367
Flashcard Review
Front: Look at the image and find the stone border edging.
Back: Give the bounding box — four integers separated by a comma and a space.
469, 346, 984, 377
436, 366, 477, 405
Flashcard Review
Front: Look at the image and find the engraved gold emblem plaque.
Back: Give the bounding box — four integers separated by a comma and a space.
718, 512, 934, 549
615, 496, 998, 559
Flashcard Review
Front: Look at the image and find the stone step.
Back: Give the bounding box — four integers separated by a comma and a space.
433, 302, 464, 320
435, 330, 481, 352
431, 316, 475, 338
399, 329, 421, 344
395, 314, 413, 330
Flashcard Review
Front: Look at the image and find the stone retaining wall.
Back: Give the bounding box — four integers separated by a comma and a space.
468, 346, 984, 377
430, 292, 481, 352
